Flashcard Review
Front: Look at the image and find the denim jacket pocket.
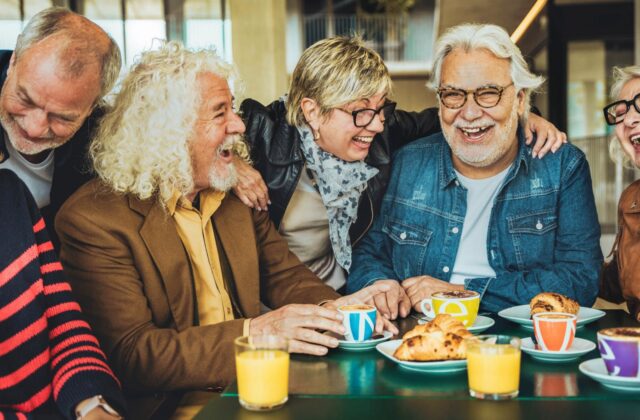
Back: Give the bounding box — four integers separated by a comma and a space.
507, 209, 558, 270
383, 217, 432, 279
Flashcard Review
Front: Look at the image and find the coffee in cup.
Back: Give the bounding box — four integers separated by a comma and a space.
420, 290, 480, 327
597, 327, 640, 377
338, 304, 377, 342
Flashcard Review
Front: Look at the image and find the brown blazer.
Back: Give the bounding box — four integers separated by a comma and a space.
56, 179, 340, 417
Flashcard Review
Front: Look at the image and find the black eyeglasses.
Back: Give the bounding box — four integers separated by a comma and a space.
603, 92, 640, 125
336, 100, 397, 128
437, 83, 514, 109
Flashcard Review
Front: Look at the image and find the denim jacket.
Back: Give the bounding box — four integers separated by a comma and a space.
347, 129, 603, 312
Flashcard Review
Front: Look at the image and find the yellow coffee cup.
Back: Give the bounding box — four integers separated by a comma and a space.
420, 290, 480, 327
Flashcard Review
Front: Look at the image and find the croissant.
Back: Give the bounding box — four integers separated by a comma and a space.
394, 314, 472, 361
529, 292, 579, 316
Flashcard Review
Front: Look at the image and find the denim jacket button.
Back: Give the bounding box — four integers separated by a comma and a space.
443, 266, 450, 273
536, 222, 543, 230
452, 227, 459, 234
400, 232, 407, 240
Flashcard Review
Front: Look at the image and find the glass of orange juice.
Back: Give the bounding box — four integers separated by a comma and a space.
235, 335, 289, 411
466, 335, 521, 400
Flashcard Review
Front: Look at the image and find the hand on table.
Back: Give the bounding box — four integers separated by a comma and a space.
525, 113, 568, 159
401, 275, 464, 313
231, 155, 270, 211
325, 281, 400, 336
360, 279, 411, 321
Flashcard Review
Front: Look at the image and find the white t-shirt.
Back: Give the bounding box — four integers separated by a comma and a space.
0, 133, 54, 208
449, 165, 512, 285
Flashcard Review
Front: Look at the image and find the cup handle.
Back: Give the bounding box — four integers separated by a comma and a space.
420, 298, 435, 318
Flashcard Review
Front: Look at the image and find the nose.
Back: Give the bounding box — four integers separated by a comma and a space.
623, 105, 640, 127
459, 96, 483, 121
21, 109, 50, 138
227, 111, 246, 135
366, 112, 385, 133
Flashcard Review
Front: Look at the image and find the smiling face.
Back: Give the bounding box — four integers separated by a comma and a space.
188, 72, 245, 198
439, 48, 525, 178
303, 92, 387, 162
0, 40, 100, 161
614, 77, 640, 168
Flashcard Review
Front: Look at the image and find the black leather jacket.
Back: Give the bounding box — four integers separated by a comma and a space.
240, 98, 441, 246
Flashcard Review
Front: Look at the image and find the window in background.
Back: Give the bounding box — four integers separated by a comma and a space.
0, 0, 23, 49
184, 0, 229, 61
83, 1, 125, 64
125, 0, 166, 66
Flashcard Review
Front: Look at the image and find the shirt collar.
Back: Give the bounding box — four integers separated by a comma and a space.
167, 189, 226, 218
439, 124, 530, 189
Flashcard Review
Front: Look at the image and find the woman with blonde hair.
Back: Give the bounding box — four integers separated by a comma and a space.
236, 36, 565, 317
600, 65, 640, 321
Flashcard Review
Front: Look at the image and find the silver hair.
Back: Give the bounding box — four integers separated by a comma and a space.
429, 23, 544, 120
608, 65, 640, 168
14, 6, 121, 103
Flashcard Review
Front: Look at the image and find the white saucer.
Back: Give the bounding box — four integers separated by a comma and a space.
498, 305, 605, 331
376, 339, 467, 374
338, 331, 393, 351
521, 337, 596, 363
579, 358, 640, 392
417, 315, 495, 334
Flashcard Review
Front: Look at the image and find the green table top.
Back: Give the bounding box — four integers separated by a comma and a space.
196, 310, 640, 419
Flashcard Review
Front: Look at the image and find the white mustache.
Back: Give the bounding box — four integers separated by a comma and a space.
15, 117, 55, 140
216, 134, 243, 156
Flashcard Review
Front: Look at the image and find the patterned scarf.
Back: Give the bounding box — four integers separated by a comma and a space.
297, 125, 379, 271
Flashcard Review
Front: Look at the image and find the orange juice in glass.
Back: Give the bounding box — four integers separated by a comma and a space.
235, 335, 289, 411
466, 335, 521, 400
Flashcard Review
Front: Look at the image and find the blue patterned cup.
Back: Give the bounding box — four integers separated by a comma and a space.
338, 304, 377, 342
597, 328, 640, 378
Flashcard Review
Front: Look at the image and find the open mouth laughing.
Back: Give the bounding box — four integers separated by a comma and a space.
457, 124, 495, 142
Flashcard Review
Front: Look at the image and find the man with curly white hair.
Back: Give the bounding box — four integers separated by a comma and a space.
55, 41, 396, 418
348, 23, 603, 314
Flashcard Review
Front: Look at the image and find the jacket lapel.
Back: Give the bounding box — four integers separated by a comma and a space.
213, 196, 260, 317
132, 196, 195, 330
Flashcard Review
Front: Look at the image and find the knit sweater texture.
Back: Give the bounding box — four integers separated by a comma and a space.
0, 169, 125, 419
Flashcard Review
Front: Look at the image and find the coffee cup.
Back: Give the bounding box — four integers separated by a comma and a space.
338, 304, 377, 342
597, 327, 640, 378
532, 312, 577, 352
420, 290, 480, 327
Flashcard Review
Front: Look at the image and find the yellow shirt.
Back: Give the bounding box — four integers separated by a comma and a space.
167, 190, 249, 419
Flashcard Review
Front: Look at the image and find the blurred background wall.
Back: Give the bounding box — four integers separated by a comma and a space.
1, 0, 638, 247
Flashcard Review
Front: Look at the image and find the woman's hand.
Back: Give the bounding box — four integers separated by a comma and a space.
525, 113, 568, 159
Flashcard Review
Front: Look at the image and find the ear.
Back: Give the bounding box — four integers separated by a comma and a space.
300, 97, 321, 131
516, 89, 526, 116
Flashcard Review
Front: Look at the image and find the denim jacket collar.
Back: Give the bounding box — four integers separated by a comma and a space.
438, 124, 530, 190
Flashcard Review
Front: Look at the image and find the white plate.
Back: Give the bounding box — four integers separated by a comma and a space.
521, 337, 596, 363
338, 331, 393, 351
579, 358, 640, 392
498, 305, 605, 330
376, 339, 467, 373
418, 315, 495, 334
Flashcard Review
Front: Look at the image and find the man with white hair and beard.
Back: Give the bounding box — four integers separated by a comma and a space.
0, 7, 121, 244
348, 23, 603, 314
55, 42, 396, 418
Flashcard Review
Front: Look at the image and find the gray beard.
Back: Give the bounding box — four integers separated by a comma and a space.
209, 161, 238, 192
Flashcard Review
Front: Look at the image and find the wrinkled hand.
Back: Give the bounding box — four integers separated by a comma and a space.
325, 282, 400, 336
361, 279, 411, 321
231, 156, 270, 211
525, 113, 568, 159
249, 304, 345, 355
401, 275, 464, 313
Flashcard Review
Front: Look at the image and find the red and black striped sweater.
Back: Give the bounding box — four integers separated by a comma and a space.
0, 170, 125, 419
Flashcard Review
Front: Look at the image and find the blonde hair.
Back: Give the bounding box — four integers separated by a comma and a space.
90, 41, 236, 204
430, 23, 544, 121
608, 65, 640, 169
15, 6, 121, 103
286, 36, 392, 127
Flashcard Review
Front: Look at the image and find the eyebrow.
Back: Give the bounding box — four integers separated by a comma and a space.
17, 85, 81, 121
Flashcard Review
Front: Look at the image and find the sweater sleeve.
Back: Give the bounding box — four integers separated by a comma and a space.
24, 182, 127, 418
